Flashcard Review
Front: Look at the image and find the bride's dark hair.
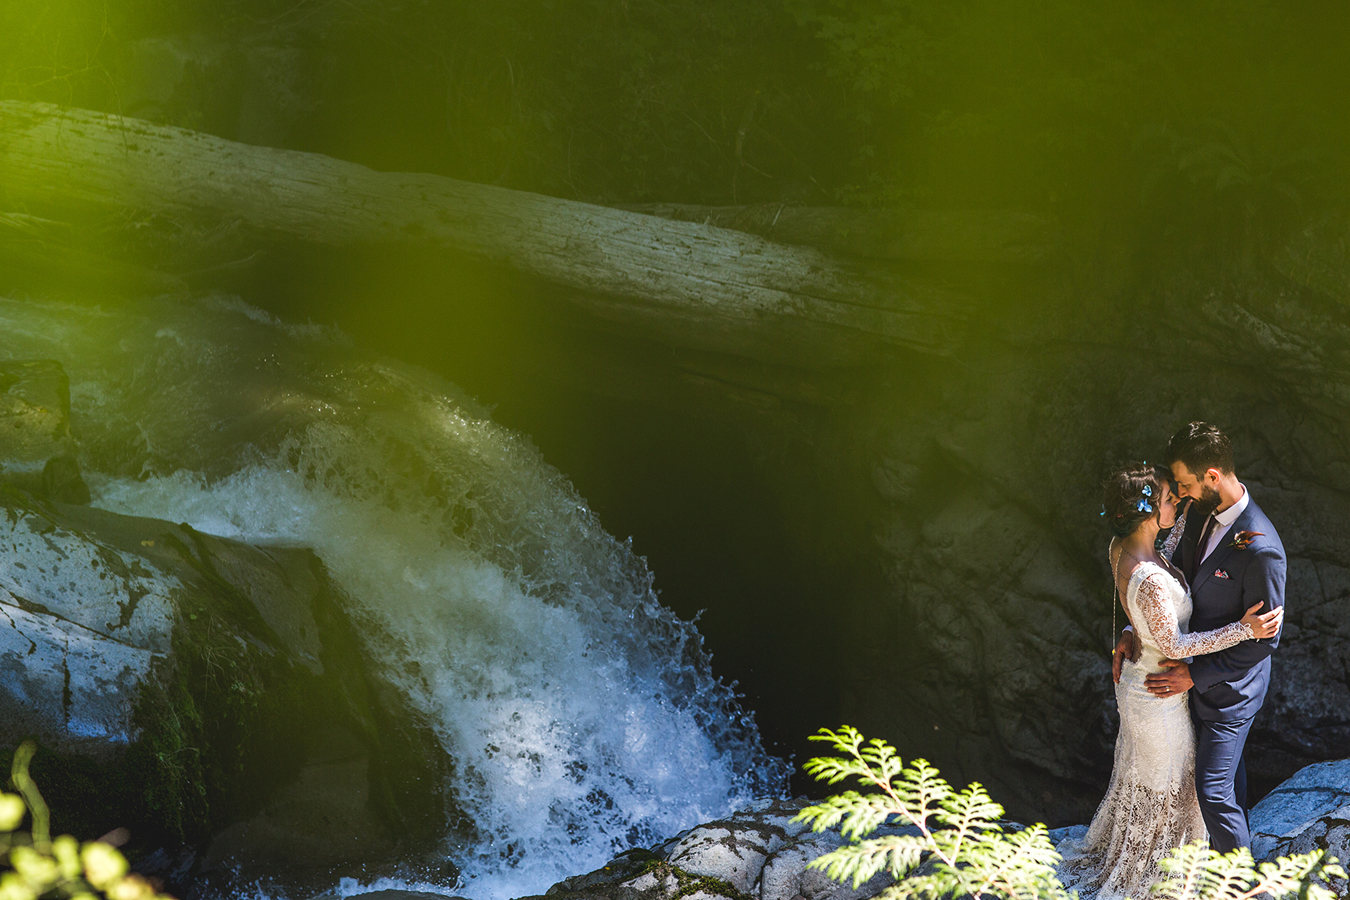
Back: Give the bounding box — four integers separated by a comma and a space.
1102, 462, 1172, 538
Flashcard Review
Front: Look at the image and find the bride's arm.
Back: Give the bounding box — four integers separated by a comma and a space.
1134, 573, 1253, 659
1160, 505, 1189, 562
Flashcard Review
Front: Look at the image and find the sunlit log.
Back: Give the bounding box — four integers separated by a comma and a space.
0, 101, 969, 366
619, 203, 1058, 263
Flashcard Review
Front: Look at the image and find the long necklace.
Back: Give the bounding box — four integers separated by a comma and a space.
1109, 539, 1148, 647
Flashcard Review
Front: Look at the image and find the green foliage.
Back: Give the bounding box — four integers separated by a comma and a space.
1151, 841, 1346, 900
796, 726, 1346, 900
0, 742, 173, 900
635, 861, 757, 900
794, 726, 1064, 900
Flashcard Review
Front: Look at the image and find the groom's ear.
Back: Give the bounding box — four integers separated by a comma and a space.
1204, 467, 1223, 484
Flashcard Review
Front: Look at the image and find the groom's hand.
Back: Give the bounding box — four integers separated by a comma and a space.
1145, 659, 1194, 697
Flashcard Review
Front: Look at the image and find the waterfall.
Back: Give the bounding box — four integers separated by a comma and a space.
0, 294, 788, 900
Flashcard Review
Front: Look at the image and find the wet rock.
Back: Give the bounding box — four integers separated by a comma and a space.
781, 257, 1350, 824
662, 821, 783, 893
0, 360, 89, 503
1260, 804, 1350, 897
0, 488, 453, 892
307, 892, 469, 900
1250, 758, 1350, 862
541, 801, 903, 900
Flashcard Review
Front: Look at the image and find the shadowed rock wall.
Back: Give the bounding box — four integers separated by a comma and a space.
748, 238, 1350, 824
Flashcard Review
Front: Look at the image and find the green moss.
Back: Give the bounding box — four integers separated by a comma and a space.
1, 490, 461, 864
636, 860, 758, 900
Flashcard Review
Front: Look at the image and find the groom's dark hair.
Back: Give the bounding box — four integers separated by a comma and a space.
1165, 421, 1235, 476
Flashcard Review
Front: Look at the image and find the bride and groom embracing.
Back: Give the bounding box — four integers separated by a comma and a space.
1059, 422, 1287, 900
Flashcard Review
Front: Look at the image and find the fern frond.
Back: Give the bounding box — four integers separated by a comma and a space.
882, 868, 965, 900
1245, 849, 1327, 899
809, 726, 866, 756
802, 754, 874, 786
1152, 841, 1218, 900
890, 760, 954, 822
956, 825, 1064, 900
859, 738, 906, 783
799, 728, 1341, 900
1154, 843, 1341, 900
794, 791, 903, 839
933, 783, 1005, 857
1194, 848, 1255, 900
806, 834, 931, 888
794, 792, 869, 831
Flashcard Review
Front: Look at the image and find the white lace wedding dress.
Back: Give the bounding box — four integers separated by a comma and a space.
1058, 555, 1254, 900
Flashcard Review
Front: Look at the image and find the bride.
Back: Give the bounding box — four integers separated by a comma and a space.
1058, 463, 1283, 900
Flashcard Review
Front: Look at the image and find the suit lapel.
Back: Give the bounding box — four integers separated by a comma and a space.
1192, 504, 1256, 593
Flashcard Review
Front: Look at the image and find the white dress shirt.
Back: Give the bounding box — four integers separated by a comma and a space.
1197, 483, 1249, 568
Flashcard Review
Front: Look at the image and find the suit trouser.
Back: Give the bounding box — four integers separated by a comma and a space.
1192, 710, 1255, 853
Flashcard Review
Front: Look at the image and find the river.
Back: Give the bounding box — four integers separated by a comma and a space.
0, 293, 790, 900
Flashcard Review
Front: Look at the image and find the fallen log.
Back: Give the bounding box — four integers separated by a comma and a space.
618, 203, 1058, 263
0, 102, 968, 365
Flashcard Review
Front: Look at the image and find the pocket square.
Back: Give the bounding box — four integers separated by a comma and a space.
1213, 568, 1231, 580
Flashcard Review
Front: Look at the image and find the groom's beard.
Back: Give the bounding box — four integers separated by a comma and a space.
1191, 484, 1222, 518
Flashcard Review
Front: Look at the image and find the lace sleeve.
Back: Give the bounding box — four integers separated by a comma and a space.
1161, 507, 1188, 560
1135, 572, 1253, 659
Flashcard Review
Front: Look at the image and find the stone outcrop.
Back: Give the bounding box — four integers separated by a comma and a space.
536, 760, 1350, 900
0, 371, 454, 893
537, 801, 900, 900
0, 360, 89, 503
1250, 758, 1350, 867
749, 244, 1350, 823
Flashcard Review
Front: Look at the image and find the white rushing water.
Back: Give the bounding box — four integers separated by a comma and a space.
0, 295, 788, 900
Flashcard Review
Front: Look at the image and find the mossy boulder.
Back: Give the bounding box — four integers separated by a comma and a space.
535, 802, 903, 900
0, 360, 90, 504
0, 486, 454, 892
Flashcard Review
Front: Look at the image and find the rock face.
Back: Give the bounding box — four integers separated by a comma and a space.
1250, 758, 1350, 865
0, 373, 453, 893
540, 801, 900, 900
737, 243, 1350, 824
0, 360, 89, 503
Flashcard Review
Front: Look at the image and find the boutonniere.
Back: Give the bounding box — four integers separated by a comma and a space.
1228, 530, 1264, 551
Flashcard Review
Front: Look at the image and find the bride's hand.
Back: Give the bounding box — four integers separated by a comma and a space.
1241, 602, 1283, 639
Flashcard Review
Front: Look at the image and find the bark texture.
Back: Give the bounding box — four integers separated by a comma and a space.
619, 203, 1058, 262
0, 101, 969, 366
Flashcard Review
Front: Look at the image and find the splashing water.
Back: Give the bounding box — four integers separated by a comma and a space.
0, 295, 788, 900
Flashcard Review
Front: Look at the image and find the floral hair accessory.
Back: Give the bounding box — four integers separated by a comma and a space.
1136, 498, 1153, 513
1099, 505, 1107, 517
1229, 530, 1264, 551
1141, 485, 1153, 497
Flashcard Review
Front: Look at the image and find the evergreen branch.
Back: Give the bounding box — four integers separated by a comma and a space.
806, 835, 931, 887
1152, 841, 1213, 900
1154, 843, 1345, 900
800, 726, 1343, 900
966, 826, 1064, 900
797, 792, 907, 841
932, 783, 1004, 861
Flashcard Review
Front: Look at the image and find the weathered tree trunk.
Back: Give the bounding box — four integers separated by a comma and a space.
618, 203, 1058, 263
0, 102, 969, 366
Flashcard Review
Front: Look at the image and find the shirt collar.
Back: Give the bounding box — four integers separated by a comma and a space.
1214, 483, 1249, 528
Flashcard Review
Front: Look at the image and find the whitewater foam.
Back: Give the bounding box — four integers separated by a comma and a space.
0, 295, 787, 900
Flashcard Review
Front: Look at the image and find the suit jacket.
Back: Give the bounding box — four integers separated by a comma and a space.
1168, 495, 1286, 722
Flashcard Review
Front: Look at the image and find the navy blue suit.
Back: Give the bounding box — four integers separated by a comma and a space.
1169, 494, 1285, 852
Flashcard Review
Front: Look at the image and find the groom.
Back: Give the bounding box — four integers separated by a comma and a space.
1113, 421, 1286, 853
